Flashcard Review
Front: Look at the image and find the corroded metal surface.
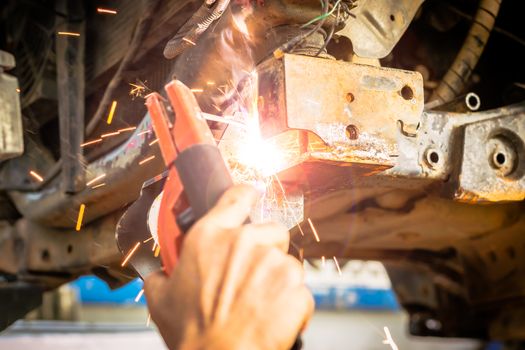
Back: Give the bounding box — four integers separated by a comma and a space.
0, 51, 23, 161
338, 0, 425, 58
458, 113, 525, 202
8, 116, 164, 228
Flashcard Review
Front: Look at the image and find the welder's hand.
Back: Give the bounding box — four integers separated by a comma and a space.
144, 184, 314, 350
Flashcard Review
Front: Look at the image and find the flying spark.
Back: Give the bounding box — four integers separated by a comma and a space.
182, 37, 196, 46
29, 170, 44, 182
121, 242, 141, 267
91, 183, 106, 189
307, 218, 320, 242
129, 81, 150, 99
152, 242, 157, 252
86, 174, 106, 186
57, 31, 80, 37
206, 81, 215, 86
118, 126, 137, 133
333, 256, 342, 276
190, 88, 204, 93
146, 313, 151, 327
137, 130, 151, 136
76, 204, 86, 231
101, 131, 120, 138
382, 326, 399, 350
16, 88, 20, 93
154, 245, 161, 258
134, 289, 144, 302
149, 138, 159, 146
106, 100, 118, 124
81, 139, 102, 147
97, 8, 117, 15
322, 256, 325, 266
143, 236, 154, 243
139, 155, 155, 165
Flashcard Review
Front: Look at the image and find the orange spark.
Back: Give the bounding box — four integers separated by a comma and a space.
76, 204, 86, 231
29, 170, 44, 182
101, 131, 120, 138
137, 130, 150, 136
139, 155, 155, 165
274, 175, 305, 236
146, 313, 151, 327
121, 242, 141, 267
58, 31, 80, 37
333, 256, 342, 276
206, 81, 215, 86
191, 88, 203, 93
182, 37, 196, 46
154, 245, 161, 258
149, 138, 159, 146
81, 139, 102, 147
97, 8, 117, 15
212, 104, 222, 112
134, 289, 144, 302
106, 100, 117, 124
307, 218, 320, 242
143, 236, 154, 243
91, 183, 106, 189
118, 126, 137, 133
16, 88, 20, 93
152, 242, 157, 252
86, 173, 106, 186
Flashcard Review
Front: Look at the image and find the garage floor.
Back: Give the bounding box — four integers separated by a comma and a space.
0, 308, 482, 350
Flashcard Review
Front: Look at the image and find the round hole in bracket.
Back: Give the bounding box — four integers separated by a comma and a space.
400, 85, 414, 100
495, 152, 506, 166
345, 124, 359, 140
41, 249, 50, 262
424, 148, 442, 169
67, 244, 73, 254
429, 152, 440, 164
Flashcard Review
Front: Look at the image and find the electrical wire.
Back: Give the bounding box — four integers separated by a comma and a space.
273, 0, 329, 57
315, 4, 340, 56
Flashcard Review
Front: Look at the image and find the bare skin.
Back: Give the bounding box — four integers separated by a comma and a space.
144, 185, 314, 350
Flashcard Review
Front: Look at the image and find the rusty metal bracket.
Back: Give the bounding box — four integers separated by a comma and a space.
257, 54, 424, 170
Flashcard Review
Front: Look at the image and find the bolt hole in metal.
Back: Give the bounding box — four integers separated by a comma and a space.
424, 149, 442, 169
400, 85, 414, 100
346, 124, 359, 140
495, 152, 506, 166
465, 92, 481, 111
67, 244, 73, 254
487, 134, 521, 178
41, 249, 50, 261
346, 92, 355, 103
390, 14, 395, 21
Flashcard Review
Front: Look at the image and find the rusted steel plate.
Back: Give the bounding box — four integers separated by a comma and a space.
258, 54, 423, 168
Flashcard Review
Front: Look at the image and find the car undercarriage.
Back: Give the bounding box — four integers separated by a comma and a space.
1, 0, 524, 345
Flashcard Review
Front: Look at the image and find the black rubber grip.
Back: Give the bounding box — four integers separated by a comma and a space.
175, 144, 233, 220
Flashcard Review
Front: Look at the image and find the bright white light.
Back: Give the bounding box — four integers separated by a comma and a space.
237, 118, 284, 177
